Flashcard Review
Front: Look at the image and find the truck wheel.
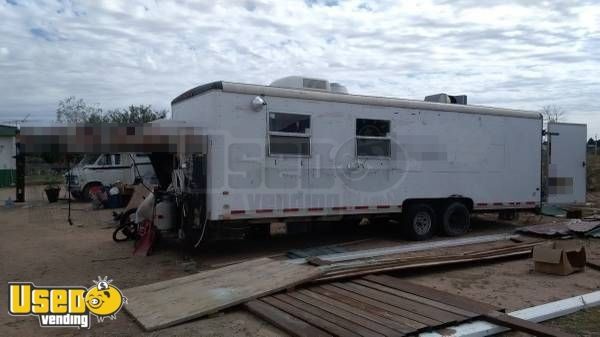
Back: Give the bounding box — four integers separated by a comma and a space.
403, 203, 436, 240
441, 202, 470, 236
82, 182, 102, 202
70, 190, 82, 200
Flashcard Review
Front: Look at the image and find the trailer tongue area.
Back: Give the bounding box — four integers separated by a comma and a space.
19, 123, 209, 253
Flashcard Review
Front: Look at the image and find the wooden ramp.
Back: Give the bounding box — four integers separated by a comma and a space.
246, 275, 574, 337
124, 257, 321, 331
246, 275, 486, 337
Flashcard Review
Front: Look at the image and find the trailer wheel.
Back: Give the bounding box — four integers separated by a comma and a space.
403, 203, 436, 240
441, 202, 471, 236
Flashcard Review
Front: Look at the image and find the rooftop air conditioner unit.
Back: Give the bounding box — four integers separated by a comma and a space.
425, 93, 467, 105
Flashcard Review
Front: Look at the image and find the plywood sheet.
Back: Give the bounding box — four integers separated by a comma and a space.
124, 257, 321, 331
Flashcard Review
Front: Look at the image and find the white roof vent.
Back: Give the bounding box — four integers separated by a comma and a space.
270, 76, 330, 91
270, 76, 348, 94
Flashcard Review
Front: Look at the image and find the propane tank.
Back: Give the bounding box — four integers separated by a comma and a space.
154, 199, 175, 231
135, 192, 175, 231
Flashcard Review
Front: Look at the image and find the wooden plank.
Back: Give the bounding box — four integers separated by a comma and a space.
339, 281, 466, 323
316, 250, 532, 281
316, 249, 532, 282
245, 300, 332, 337
274, 293, 385, 337
336, 282, 466, 323
363, 275, 576, 337
312, 286, 426, 331
318, 284, 438, 328
124, 258, 322, 331
364, 275, 501, 314
289, 291, 406, 337
298, 289, 415, 335
353, 279, 478, 318
482, 311, 576, 337
297, 233, 517, 263
263, 296, 361, 337
127, 257, 270, 293
322, 242, 539, 273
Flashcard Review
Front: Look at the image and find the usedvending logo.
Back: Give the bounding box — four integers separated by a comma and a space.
8, 276, 127, 329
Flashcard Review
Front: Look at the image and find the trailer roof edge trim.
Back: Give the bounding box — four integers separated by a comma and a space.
171, 81, 223, 105
172, 81, 542, 120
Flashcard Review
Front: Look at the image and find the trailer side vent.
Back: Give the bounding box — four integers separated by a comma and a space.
425, 93, 467, 105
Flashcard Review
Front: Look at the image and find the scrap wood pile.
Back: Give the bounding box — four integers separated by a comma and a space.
516, 218, 600, 238
312, 239, 541, 281
246, 274, 574, 337
123, 234, 556, 335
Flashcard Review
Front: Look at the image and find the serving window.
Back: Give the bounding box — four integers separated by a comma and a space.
356, 118, 391, 157
268, 112, 311, 156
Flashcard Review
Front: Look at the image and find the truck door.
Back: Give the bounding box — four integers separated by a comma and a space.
88, 153, 113, 185
546, 122, 587, 204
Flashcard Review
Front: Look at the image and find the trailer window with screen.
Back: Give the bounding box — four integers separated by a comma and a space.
268, 112, 311, 156
356, 118, 391, 157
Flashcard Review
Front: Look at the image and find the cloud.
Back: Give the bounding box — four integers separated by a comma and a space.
0, 0, 598, 136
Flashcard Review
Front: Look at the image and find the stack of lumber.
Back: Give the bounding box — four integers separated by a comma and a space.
314, 239, 543, 282
123, 235, 547, 332
246, 274, 573, 337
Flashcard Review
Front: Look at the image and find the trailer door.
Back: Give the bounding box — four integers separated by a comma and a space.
546, 122, 587, 204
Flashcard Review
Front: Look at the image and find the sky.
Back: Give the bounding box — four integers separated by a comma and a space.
0, 0, 599, 136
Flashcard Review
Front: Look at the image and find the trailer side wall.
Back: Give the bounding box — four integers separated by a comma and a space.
173, 90, 542, 221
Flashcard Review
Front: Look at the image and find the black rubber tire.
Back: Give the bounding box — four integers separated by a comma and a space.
402, 203, 436, 241
70, 190, 83, 200
441, 202, 471, 236
112, 208, 138, 242
113, 223, 132, 242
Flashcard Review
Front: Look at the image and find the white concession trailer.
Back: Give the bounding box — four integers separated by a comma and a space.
144, 76, 587, 244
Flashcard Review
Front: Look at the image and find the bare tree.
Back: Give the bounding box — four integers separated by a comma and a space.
56, 96, 102, 123
540, 105, 566, 123
105, 105, 167, 123
56, 98, 166, 124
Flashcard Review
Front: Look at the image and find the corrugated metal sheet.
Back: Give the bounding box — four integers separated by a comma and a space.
516, 223, 571, 237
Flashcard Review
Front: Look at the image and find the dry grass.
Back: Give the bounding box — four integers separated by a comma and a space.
546, 307, 600, 337
587, 154, 600, 192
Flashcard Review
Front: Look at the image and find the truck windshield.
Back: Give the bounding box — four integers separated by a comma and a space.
79, 154, 100, 165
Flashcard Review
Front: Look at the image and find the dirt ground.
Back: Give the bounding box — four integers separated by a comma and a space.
1, 185, 599, 336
